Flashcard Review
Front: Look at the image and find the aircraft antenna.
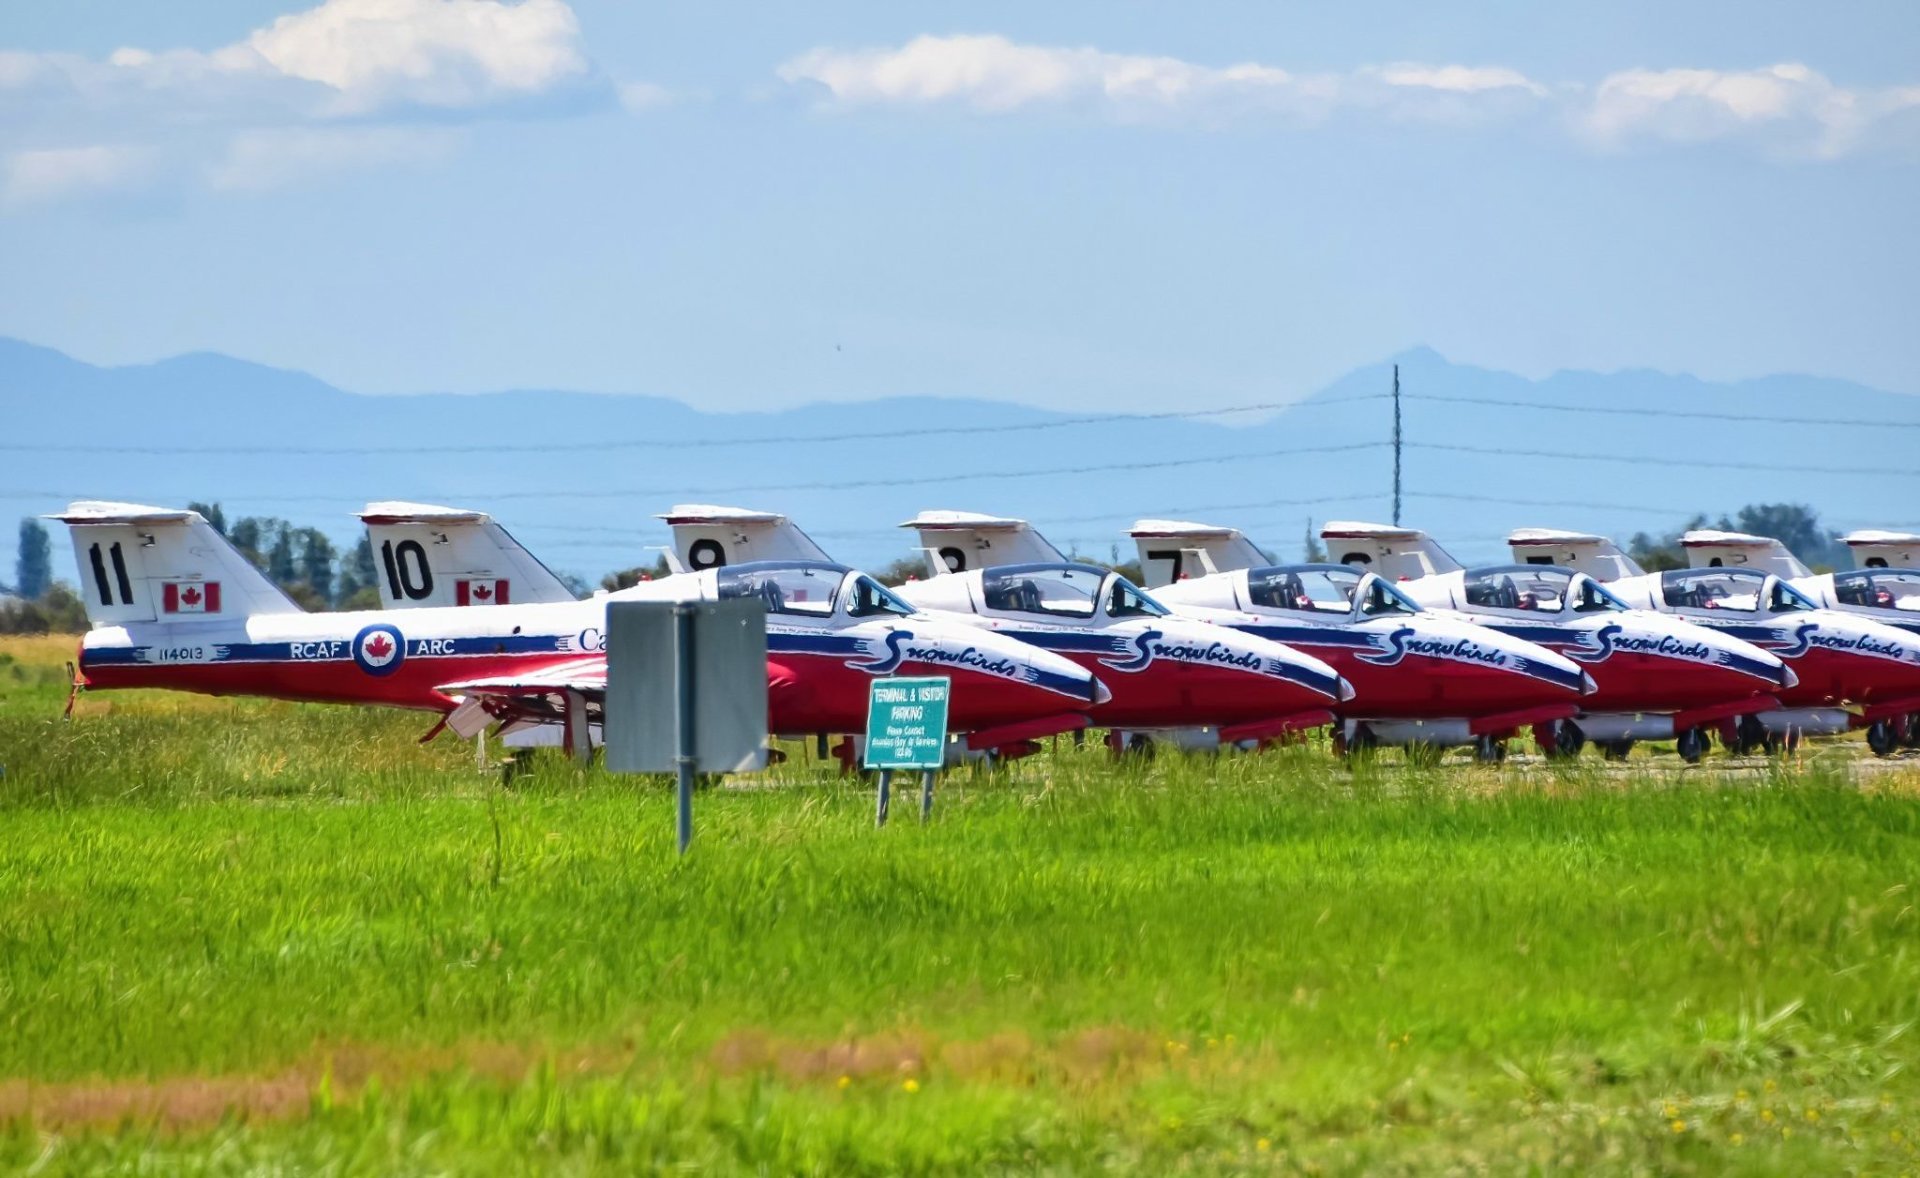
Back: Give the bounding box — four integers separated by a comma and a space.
1391, 363, 1403, 525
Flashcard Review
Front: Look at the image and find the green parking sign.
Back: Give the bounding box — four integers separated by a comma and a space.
863, 677, 951, 769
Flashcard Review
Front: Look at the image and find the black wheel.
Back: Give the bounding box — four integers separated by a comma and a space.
1905, 714, 1920, 749
1124, 733, 1156, 759
1545, 721, 1586, 760
1600, 739, 1634, 761
1867, 719, 1899, 758
1342, 725, 1378, 759
1731, 715, 1769, 755
1676, 727, 1709, 764
1473, 735, 1507, 763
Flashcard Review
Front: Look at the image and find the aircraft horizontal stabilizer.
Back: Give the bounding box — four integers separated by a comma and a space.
901, 510, 1066, 576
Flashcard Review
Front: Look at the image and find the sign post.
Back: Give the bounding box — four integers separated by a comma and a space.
604, 598, 768, 854
863, 676, 951, 826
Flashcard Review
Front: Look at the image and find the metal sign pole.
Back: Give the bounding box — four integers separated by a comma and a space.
674, 604, 696, 854
875, 769, 893, 827
920, 768, 936, 822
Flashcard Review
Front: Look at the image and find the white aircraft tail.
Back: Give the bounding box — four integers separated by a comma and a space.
1126, 519, 1268, 588
1507, 528, 1646, 582
46, 500, 301, 627
357, 501, 576, 609
1318, 521, 1463, 580
1678, 529, 1811, 577
1841, 530, 1920, 570
901, 510, 1066, 576
658, 504, 835, 571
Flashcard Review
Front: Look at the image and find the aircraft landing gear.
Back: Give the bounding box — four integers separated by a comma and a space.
1866, 718, 1901, 758
1598, 739, 1634, 761
1473, 735, 1508, 763
1340, 726, 1377, 759
1675, 727, 1710, 765
1540, 720, 1585, 761
1730, 715, 1770, 756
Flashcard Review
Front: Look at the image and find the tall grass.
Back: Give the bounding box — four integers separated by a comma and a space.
1, 638, 1917, 1172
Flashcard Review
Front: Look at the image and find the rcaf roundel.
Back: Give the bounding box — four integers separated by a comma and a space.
456, 578, 509, 606
352, 623, 406, 676
162, 581, 221, 614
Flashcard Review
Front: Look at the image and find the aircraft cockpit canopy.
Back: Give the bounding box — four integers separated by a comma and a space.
980, 563, 1168, 620
715, 560, 914, 619
1834, 569, 1920, 612
1244, 564, 1419, 618
1660, 568, 1812, 614
1464, 565, 1623, 614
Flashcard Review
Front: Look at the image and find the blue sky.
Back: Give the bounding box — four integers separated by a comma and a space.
2, 1, 1916, 412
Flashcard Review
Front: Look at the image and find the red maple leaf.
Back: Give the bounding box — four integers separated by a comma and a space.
472, 583, 492, 600
364, 634, 394, 659
180, 586, 202, 606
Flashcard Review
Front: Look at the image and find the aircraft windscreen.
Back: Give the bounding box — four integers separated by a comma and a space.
716, 564, 839, 617
1246, 566, 1360, 614
1573, 577, 1628, 613
1360, 576, 1420, 617
981, 564, 1104, 619
1769, 579, 1816, 614
1464, 566, 1580, 613
1835, 570, 1920, 612
845, 574, 916, 618
1106, 577, 1169, 619
1660, 568, 1765, 612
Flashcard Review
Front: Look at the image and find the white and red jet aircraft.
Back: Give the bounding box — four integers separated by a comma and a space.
1506, 527, 1920, 754
1513, 527, 1920, 755
1318, 522, 1791, 762
1123, 520, 1594, 758
354, 500, 1115, 761
51, 501, 1108, 759
656, 506, 1355, 749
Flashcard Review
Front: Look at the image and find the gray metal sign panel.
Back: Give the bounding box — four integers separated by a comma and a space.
604, 598, 768, 774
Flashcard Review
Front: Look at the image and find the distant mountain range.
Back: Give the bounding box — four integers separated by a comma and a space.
4, 335, 1917, 584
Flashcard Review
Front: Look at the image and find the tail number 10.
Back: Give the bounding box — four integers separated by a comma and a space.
381, 539, 434, 601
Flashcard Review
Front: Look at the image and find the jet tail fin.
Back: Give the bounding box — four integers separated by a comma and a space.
1507, 528, 1647, 582
357, 501, 576, 609
46, 500, 301, 627
900, 510, 1066, 576
1126, 519, 1268, 588
1319, 521, 1463, 580
1677, 529, 1811, 577
1842, 530, 1920, 570
658, 504, 834, 571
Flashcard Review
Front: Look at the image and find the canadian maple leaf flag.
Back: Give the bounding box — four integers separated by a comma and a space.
162, 582, 220, 614
455, 579, 509, 606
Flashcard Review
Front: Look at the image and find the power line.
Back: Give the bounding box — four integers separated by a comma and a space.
1407, 441, 1917, 478
1408, 392, 1920, 431
0, 442, 1391, 508
0, 394, 1387, 458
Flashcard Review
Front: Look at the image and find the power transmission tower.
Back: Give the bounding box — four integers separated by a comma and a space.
1391, 363, 1402, 525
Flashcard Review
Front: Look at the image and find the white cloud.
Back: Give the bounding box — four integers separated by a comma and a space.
207, 126, 462, 191
777, 34, 1546, 125
0, 0, 679, 204
2, 144, 154, 206
780, 35, 1920, 159
244, 0, 589, 113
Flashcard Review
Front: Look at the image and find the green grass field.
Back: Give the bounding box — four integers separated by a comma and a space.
3, 635, 1919, 1173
